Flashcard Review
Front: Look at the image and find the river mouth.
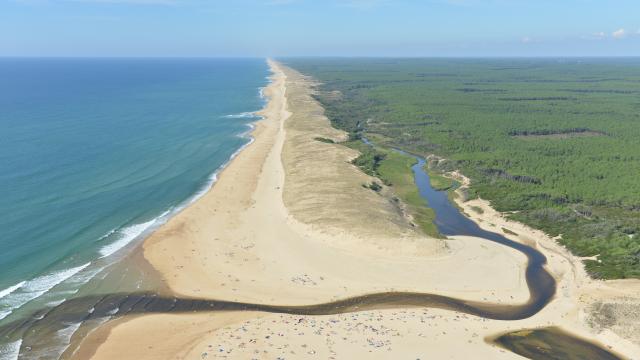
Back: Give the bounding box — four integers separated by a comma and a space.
0, 140, 624, 360
0, 290, 608, 359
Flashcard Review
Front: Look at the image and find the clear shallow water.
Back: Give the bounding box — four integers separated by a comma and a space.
0, 58, 268, 325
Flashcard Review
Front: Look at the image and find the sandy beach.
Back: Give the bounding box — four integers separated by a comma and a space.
71, 61, 640, 359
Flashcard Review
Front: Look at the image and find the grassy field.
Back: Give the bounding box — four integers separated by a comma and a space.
346, 140, 441, 238
286, 58, 640, 279
426, 170, 457, 191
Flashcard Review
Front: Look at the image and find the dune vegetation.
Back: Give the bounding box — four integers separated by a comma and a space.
286, 58, 640, 279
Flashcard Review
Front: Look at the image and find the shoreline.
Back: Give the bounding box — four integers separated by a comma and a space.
70, 60, 291, 359
0, 62, 269, 335
58, 76, 275, 360
97, 98, 266, 263
0, 69, 272, 360
72, 61, 640, 359
0, 81, 267, 352
56, 76, 271, 360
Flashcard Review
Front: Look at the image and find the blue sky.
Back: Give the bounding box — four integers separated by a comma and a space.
1, 0, 640, 57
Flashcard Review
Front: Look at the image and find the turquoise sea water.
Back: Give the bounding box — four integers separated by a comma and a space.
0, 58, 268, 327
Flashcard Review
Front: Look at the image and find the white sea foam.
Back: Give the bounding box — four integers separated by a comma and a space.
0, 263, 90, 321
65, 265, 104, 287
224, 111, 260, 119
180, 84, 268, 211
106, 307, 119, 316
98, 221, 154, 259
56, 322, 82, 354
178, 85, 266, 217
98, 210, 170, 259
0, 339, 21, 360
97, 228, 116, 241
20, 263, 91, 296
46, 299, 67, 308
178, 120, 259, 213
24, 322, 82, 360
0, 281, 25, 300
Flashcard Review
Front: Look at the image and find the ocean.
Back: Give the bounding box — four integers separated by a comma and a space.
0, 58, 268, 350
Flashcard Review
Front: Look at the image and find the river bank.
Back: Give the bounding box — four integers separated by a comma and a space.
447, 168, 640, 353
70, 61, 639, 359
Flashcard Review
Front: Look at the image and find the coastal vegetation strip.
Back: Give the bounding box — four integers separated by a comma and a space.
426, 170, 458, 192
377, 150, 440, 238
286, 58, 640, 280
346, 139, 440, 238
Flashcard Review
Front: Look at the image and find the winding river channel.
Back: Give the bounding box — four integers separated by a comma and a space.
0, 141, 624, 359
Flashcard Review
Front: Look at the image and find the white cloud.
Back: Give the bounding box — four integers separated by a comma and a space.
612, 28, 626, 39
580, 32, 606, 40
521, 37, 532, 44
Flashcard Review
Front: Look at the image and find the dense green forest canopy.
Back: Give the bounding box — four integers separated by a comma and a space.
285, 58, 640, 279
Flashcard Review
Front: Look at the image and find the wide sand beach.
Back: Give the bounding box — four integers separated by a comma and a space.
71, 61, 640, 359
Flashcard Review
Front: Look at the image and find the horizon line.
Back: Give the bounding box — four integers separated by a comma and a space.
2, 55, 640, 59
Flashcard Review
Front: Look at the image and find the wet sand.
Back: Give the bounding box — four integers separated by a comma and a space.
72, 61, 640, 359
